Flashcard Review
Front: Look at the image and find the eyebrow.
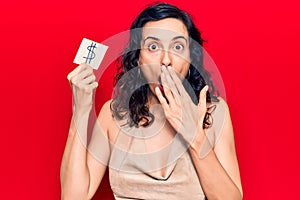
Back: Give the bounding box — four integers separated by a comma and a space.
171, 36, 188, 43
143, 35, 188, 43
143, 36, 160, 43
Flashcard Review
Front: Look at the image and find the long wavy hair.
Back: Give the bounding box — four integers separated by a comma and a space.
111, 3, 219, 128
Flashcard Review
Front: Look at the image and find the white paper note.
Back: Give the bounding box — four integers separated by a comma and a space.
73, 38, 108, 70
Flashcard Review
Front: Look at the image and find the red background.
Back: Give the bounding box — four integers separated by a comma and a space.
1, 0, 299, 199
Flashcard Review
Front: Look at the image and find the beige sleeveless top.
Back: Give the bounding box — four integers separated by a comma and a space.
108, 117, 208, 200
107, 99, 226, 199
109, 150, 206, 200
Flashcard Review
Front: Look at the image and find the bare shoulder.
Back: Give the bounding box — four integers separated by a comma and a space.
205, 97, 231, 146
210, 96, 236, 147
210, 96, 230, 114
98, 99, 113, 117
97, 99, 120, 143
209, 96, 230, 127
97, 99, 114, 133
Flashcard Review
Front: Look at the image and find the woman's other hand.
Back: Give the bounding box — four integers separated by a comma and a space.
155, 65, 208, 151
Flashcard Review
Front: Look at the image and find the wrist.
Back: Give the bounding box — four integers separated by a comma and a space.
189, 130, 215, 159
189, 130, 206, 155
71, 110, 90, 144
73, 105, 92, 117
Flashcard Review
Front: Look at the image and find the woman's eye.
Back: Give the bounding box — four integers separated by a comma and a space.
173, 43, 184, 51
148, 43, 159, 51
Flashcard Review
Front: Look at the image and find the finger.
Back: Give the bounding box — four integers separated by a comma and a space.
167, 66, 187, 97
67, 64, 90, 81
164, 66, 185, 106
164, 68, 178, 96
155, 86, 169, 111
67, 66, 82, 82
72, 68, 94, 84
198, 85, 208, 124
81, 74, 96, 85
162, 66, 181, 104
90, 82, 99, 90
81, 82, 99, 93
161, 68, 176, 105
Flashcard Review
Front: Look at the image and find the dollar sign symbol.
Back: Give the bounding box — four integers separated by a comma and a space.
83, 42, 97, 64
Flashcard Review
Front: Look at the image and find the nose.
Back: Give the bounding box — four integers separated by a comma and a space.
161, 50, 171, 67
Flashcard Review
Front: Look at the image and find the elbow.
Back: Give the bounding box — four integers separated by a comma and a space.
61, 191, 89, 200
239, 191, 243, 200
238, 186, 243, 200
60, 171, 91, 200
230, 190, 243, 200
60, 183, 90, 200
213, 189, 243, 200
230, 189, 243, 200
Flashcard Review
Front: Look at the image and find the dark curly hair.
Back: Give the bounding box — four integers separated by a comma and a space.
111, 2, 219, 128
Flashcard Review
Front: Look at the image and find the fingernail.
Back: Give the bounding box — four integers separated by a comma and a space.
161, 65, 166, 70
205, 86, 209, 92
167, 66, 172, 70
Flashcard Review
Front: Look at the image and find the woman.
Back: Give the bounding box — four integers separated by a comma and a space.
61, 3, 243, 200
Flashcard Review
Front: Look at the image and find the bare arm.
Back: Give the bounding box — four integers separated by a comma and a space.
189, 99, 243, 200
60, 65, 110, 200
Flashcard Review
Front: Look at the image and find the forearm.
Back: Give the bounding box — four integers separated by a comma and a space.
189, 146, 242, 200
60, 112, 91, 200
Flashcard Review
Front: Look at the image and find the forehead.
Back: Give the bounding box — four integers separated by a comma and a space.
142, 18, 188, 40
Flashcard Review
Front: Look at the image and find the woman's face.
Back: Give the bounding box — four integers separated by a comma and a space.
139, 18, 191, 97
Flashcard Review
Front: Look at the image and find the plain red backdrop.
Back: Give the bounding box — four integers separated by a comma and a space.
1, 0, 299, 199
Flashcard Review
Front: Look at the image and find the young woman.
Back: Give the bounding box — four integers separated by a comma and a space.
61, 3, 243, 200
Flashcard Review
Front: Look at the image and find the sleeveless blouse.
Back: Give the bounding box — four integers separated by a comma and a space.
107, 99, 226, 200
109, 149, 206, 200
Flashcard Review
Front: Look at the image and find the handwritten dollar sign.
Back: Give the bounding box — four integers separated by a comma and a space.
83, 42, 97, 64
